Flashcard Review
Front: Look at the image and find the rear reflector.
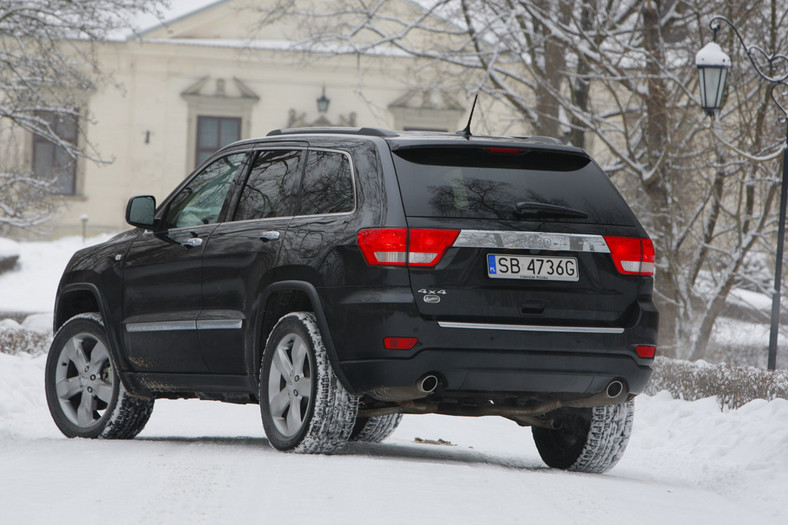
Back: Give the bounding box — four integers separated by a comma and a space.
604, 236, 656, 276
384, 337, 418, 350
358, 228, 460, 267
636, 345, 656, 359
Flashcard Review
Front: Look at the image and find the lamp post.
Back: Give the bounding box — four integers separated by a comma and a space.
696, 16, 788, 370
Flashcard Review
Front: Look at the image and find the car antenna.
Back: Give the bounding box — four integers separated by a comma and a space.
457, 93, 479, 140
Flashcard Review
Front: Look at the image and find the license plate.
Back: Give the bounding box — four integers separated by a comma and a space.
487, 254, 579, 281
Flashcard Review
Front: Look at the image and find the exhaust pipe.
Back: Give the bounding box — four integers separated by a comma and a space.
563, 379, 629, 409
605, 380, 624, 399
418, 374, 439, 394
369, 374, 441, 402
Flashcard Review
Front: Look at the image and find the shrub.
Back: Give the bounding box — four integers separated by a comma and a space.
0, 323, 50, 356
646, 356, 788, 409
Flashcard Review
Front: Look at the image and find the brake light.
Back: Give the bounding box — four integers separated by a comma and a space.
358, 228, 408, 265
604, 236, 655, 276
358, 228, 460, 267
487, 147, 522, 154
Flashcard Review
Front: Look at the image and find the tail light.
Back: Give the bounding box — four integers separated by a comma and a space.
358, 228, 460, 267
604, 236, 655, 276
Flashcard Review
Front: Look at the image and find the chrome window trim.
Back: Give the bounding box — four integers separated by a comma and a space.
438, 321, 624, 335
453, 230, 610, 253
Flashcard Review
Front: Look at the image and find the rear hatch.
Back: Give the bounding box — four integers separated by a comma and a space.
380, 141, 653, 328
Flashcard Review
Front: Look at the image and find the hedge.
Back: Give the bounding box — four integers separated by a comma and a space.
646, 356, 788, 409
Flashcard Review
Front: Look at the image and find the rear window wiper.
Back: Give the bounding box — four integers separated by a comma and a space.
512, 201, 589, 219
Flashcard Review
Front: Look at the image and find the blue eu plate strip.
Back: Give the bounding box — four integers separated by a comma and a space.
488, 254, 497, 274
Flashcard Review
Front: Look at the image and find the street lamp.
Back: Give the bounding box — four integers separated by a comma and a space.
316, 85, 330, 113
696, 16, 788, 370
696, 41, 730, 116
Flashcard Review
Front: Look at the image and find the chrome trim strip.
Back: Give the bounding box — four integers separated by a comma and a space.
453, 230, 610, 253
438, 321, 624, 334
126, 321, 196, 333
196, 320, 243, 330
126, 320, 243, 332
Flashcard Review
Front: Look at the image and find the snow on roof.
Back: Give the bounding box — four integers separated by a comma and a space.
137, 37, 414, 58
108, 0, 225, 41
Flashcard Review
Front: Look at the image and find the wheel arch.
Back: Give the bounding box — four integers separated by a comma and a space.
54, 284, 104, 331
54, 283, 141, 395
253, 280, 352, 390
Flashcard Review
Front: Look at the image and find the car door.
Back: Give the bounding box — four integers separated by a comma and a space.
199, 147, 304, 375
122, 152, 249, 374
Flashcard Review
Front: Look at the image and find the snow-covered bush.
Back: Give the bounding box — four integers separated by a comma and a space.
646, 356, 788, 410
0, 319, 50, 356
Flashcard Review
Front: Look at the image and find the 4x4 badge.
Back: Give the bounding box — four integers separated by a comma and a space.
418, 288, 446, 304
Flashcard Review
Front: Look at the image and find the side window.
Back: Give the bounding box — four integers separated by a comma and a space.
165, 152, 246, 228
298, 150, 354, 216
234, 150, 302, 221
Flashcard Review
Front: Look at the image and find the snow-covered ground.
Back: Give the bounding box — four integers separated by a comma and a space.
1, 235, 788, 524
0, 234, 112, 316
1, 352, 787, 524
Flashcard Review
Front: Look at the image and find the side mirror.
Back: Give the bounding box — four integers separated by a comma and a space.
126, 195, 157, 229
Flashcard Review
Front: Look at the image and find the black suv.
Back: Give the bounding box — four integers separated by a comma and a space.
45, 127, 657, 473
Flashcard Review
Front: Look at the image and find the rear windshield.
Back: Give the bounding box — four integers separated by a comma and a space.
392, 147, 635, 225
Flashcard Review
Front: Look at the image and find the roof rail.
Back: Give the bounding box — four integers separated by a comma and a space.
267, 127, 399, 138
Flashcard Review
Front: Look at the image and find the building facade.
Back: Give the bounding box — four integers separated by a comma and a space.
20, 0, 495, 235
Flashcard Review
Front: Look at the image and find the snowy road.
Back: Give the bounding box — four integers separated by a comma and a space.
1, 353, 787, 525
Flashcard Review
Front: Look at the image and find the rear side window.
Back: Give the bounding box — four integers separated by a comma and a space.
297, 149, 354, 216
392, 147, 635, 226
235, 149, 302, 221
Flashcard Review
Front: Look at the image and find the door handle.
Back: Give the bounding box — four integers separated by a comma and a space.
259, 231, 280, 242
182, 237, 203, 248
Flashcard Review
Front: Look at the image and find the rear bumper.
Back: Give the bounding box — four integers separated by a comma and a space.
323, 288, 658, 398
337, 343, 653, 398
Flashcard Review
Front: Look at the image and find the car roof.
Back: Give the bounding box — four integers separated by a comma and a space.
262, 127, 587, 156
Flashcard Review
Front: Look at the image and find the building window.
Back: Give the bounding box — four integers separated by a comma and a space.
32, 110, 78, 195
195, 116, 241, 167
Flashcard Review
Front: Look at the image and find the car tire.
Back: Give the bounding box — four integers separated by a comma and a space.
532, 399, 634, 474
350, 413, 403, 443
259, 312, 358, 454
44, 313, 154, 439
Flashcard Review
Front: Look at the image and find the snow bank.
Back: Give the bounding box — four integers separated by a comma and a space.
0, 237, 20, 275
0, 237, 20, 258
0, 234, 112, 314
1, 351, 787, 524
0, 353, 51, 439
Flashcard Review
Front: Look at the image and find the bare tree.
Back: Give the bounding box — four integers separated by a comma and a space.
0, 0, 167, 233
249, 0, 788, 362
